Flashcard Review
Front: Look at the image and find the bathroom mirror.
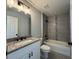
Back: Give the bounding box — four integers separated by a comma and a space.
6, 7, 31, 39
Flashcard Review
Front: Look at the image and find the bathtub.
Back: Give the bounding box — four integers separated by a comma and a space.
44, 39, 71, 57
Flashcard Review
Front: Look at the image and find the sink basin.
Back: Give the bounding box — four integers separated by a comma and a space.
7, 37, 40, 53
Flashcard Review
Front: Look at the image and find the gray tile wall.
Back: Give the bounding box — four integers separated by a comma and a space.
57, 14, 70, 42
48, 16, 56, 40
48, 14, 71, 42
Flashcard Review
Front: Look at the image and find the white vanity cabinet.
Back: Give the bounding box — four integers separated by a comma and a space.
7, 41, 40, 59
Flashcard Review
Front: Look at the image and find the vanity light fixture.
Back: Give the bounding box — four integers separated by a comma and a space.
7, 0, 31, 14
18, 0, 30, 14
18, 0, 30, 9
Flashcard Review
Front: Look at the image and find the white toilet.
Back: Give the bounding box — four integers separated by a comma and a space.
40, 38, 50, 59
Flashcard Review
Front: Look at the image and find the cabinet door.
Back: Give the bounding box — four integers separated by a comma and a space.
29, 41, 40, 59
18, 53, 29, 59
7, 46, 30, 59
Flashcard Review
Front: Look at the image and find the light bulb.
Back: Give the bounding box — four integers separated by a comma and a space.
10, 0, 14, 5
17, 4, 23, 12
20, 5, 23, 11
24, 12, 28, 14
24, 7, 30, 14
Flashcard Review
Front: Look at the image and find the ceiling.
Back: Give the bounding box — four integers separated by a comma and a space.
25, 0, 70, 16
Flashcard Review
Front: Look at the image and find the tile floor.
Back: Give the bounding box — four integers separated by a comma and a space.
41, 51, 71, 59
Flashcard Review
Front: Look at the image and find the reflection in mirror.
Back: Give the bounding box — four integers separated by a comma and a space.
7, 7, 31, 40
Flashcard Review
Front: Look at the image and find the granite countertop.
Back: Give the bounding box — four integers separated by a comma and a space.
7, 37, 40, 54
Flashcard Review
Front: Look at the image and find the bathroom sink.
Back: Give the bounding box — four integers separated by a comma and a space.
7, 39, 33, 52
7, 38, 40, 53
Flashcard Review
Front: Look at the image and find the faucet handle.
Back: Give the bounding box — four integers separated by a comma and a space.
68, 42, 72, 45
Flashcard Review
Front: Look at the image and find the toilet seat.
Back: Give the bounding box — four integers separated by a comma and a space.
41, 45, 50, 52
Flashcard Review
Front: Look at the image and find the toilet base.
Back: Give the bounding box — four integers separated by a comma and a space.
41, 51, 49, 59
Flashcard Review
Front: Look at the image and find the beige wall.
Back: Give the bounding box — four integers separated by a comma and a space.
22, 0, 43, 38
30, 7, 42, 38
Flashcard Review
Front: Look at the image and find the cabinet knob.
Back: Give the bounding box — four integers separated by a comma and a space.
31, 52, 33, 56
29, 53, 31, 58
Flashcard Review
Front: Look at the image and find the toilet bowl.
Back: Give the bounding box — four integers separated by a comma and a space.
41, 45, 50, 52
40, 38, 50, 59
41, 45, 50, 59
